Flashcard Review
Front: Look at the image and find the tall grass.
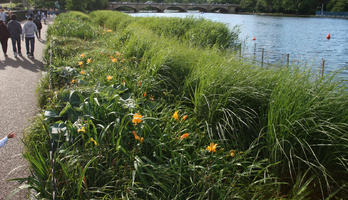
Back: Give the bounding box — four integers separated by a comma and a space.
22, 11, 348, 199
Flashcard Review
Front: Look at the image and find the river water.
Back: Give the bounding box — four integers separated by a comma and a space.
131, 12, 348, 80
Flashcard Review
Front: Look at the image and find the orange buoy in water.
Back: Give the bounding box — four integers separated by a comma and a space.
326, 33, 331, 40
252, 37, 256, 41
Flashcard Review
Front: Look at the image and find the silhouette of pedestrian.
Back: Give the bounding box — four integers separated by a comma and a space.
7, 14, 22, 58
0, 19, 10, 58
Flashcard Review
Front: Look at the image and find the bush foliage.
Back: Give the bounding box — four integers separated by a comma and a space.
22, 11, 348, 199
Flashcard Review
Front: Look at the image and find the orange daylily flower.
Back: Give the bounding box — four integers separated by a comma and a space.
230, 150, 236, 157
144, 92, 147, 97
132, 131, 144, 143
107, 75, 113, 81
80, 53, 85, 58
172, 111, 179, 120
182, 115, 188, 121
206, 142, 218, 153
138, 81, 141, 87
180, 133, 189, 140
132, 113, 143, 126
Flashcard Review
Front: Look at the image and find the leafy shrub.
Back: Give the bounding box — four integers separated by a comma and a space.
23, 11, 348, 200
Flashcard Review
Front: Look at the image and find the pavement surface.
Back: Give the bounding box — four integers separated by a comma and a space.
0, 20, 49, 200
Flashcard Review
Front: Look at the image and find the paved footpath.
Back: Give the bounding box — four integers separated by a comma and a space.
0, 20, 50, 200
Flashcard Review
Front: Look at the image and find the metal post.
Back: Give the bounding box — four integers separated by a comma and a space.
239, 45, 242, 60
286, 54, 289, 68
321, 58, 325, 78
253, 43, 256, 62
261, 48, 264, 68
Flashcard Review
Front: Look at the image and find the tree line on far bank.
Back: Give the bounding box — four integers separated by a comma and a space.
8, 0, 348, 15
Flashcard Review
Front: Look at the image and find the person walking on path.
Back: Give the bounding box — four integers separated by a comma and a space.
0, 9, 7, 23
22, 17, 38, 58
33, 16, 42, 39
0, 132, 16, 148
0, 19, 10, 58
7, 14, 22, 58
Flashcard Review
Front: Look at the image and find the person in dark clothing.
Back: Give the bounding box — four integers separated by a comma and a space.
33, 16, 42, 39
7, 14, 22, 58
0, 19, 10, 57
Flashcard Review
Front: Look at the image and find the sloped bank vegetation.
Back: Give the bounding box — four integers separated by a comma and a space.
22, 11, 348, 199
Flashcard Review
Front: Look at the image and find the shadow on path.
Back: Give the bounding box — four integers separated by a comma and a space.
0, 56, 43, 72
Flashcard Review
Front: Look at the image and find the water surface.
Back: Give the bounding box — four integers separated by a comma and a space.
131, 13, 348, 79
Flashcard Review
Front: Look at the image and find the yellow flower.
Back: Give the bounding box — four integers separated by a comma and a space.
182, 115, 188, 121
206, 142, 217, 153
230, 150, 236, 157
172, 111, 179, 120
80, 70, 86, 75
80, 53, 85, 58
78, 126, 86, 133
87, 58, 92, 64
107, 75, 113, 81
90, 138, 98, 146
71, 79, 76, 84
132, 113, 143, 126
180, 133, 189, 140
78, 61, 83, 66
107, 29, 112, 32
112, 58, 117, 63
139, 137, 144, 143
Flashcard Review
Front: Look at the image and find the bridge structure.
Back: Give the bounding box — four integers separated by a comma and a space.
108, 2, 240, 13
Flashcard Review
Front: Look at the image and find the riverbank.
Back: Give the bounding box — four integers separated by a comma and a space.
237, 11, 348, 19
23, 11, 348, 199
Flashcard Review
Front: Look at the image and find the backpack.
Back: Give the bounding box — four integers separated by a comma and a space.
33, 18, 42, 29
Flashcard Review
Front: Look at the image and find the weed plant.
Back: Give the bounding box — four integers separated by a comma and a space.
21, 11, 348, 199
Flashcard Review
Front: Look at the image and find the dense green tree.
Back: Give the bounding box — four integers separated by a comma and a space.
328, 0, 348, 11
26, 0, 348, 13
